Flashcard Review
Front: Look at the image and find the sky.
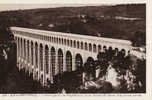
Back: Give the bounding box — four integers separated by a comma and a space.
0, 0, 146, 11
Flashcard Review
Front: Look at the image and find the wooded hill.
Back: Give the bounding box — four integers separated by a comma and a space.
0, 4, 145, 42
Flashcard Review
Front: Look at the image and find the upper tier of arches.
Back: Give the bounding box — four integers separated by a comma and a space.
11, 27, 132, 54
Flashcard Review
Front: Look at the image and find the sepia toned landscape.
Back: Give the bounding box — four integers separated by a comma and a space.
0, 3, 146, 93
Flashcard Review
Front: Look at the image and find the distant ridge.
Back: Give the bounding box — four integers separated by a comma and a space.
0, 4, 145, 41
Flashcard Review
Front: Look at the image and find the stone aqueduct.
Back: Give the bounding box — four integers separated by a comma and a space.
11, 27, 132, 86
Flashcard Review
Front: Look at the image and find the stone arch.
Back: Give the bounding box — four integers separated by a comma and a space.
24, 39, 26, 59
108, 46, 113, 50
58, 49, 63, 74
75, 53, 83, 70
27, 40, 30, 63
121, 49, 126, 52
46, 78, 50, 85
39, 43, 43, 71
51, 47, 56, 77
45, 45, 49, 74
77, 41, 80, 49
61, 38, 64, 44
103, 45, 107, 49
86, 57, 95, 79
98, 45, 102, 52
121, 49, 126, 56
18, 38, 21, 58
17, 37, 19, 57
108, 46, 113, 54
114, 48, 119, 56
93, 44, 97, 52
19, 38, 22, 58
103, 45, 107, 52
31, 41, 34, 65
66, 51, 72, 72
115, 48, 119, 52
64, 38, 66, 45
89, 43, 92, 52
35, 42, 38, 68
81, 41, 83, 49
85, 42, 88, 50
75, 53, 83, 84
21, 38, 24, 59
74, 40, 76, 48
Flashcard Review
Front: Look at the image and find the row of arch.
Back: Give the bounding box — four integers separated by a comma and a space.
39, 45, 82, 75
14, 31, 115, 53
15, 34, 128, 85
16, 37, 86, 84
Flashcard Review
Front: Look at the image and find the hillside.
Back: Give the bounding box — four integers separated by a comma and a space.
0, 4, 146, 41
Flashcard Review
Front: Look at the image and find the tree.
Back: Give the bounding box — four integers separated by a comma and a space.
96, 52, 109, 78
83, 57, 96, 82
54, 71, 82, 93
131, 31, 146, 47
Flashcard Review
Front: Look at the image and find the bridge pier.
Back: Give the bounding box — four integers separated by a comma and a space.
55, 48, 59, 76
63, 50, 67, 72
37, 43, 40, 81
72, 52, 76, 71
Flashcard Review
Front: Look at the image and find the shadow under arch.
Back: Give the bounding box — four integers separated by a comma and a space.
75, 53, 83, 71
58, 48, 63, 74
45, 45, 49, 74
50, 46, 56, 77
66, 51, 72, 72
39, 43, 43, 71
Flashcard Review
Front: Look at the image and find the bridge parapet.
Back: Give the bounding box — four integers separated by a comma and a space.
10, 27, 132, 48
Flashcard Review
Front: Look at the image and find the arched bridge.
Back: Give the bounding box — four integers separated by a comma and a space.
11, 27, 132, 86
